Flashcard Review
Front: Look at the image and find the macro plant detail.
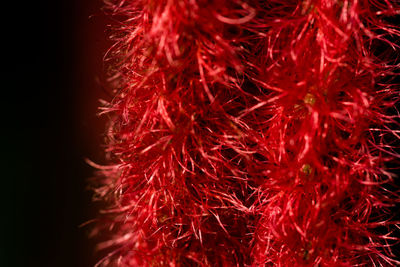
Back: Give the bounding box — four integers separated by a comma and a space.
92, 0, 400, 265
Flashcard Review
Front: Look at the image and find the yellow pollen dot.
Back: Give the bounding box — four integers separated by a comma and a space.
301, 164, 313, 176
304, 93, 316, 106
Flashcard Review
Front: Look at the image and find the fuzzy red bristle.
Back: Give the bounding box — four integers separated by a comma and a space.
92, 0, 400, 266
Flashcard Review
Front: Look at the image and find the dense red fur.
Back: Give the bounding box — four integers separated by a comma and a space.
93, 0, 400, 266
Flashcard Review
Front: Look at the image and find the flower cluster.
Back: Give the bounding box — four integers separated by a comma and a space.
93, 0, 400, 265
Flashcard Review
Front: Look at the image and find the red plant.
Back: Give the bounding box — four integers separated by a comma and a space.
92, 0, 400, 266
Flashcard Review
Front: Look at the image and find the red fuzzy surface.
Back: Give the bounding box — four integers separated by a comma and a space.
91, 0, 400, 266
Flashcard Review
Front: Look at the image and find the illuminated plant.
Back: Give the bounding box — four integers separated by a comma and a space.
93, 1, 400, 265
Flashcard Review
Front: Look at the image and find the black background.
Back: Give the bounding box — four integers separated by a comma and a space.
2, 0, 108, 266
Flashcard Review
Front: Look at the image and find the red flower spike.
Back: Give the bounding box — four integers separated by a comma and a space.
92, 0, 400, 266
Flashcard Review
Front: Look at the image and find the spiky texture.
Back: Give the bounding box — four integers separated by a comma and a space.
93, 0, 400, 266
